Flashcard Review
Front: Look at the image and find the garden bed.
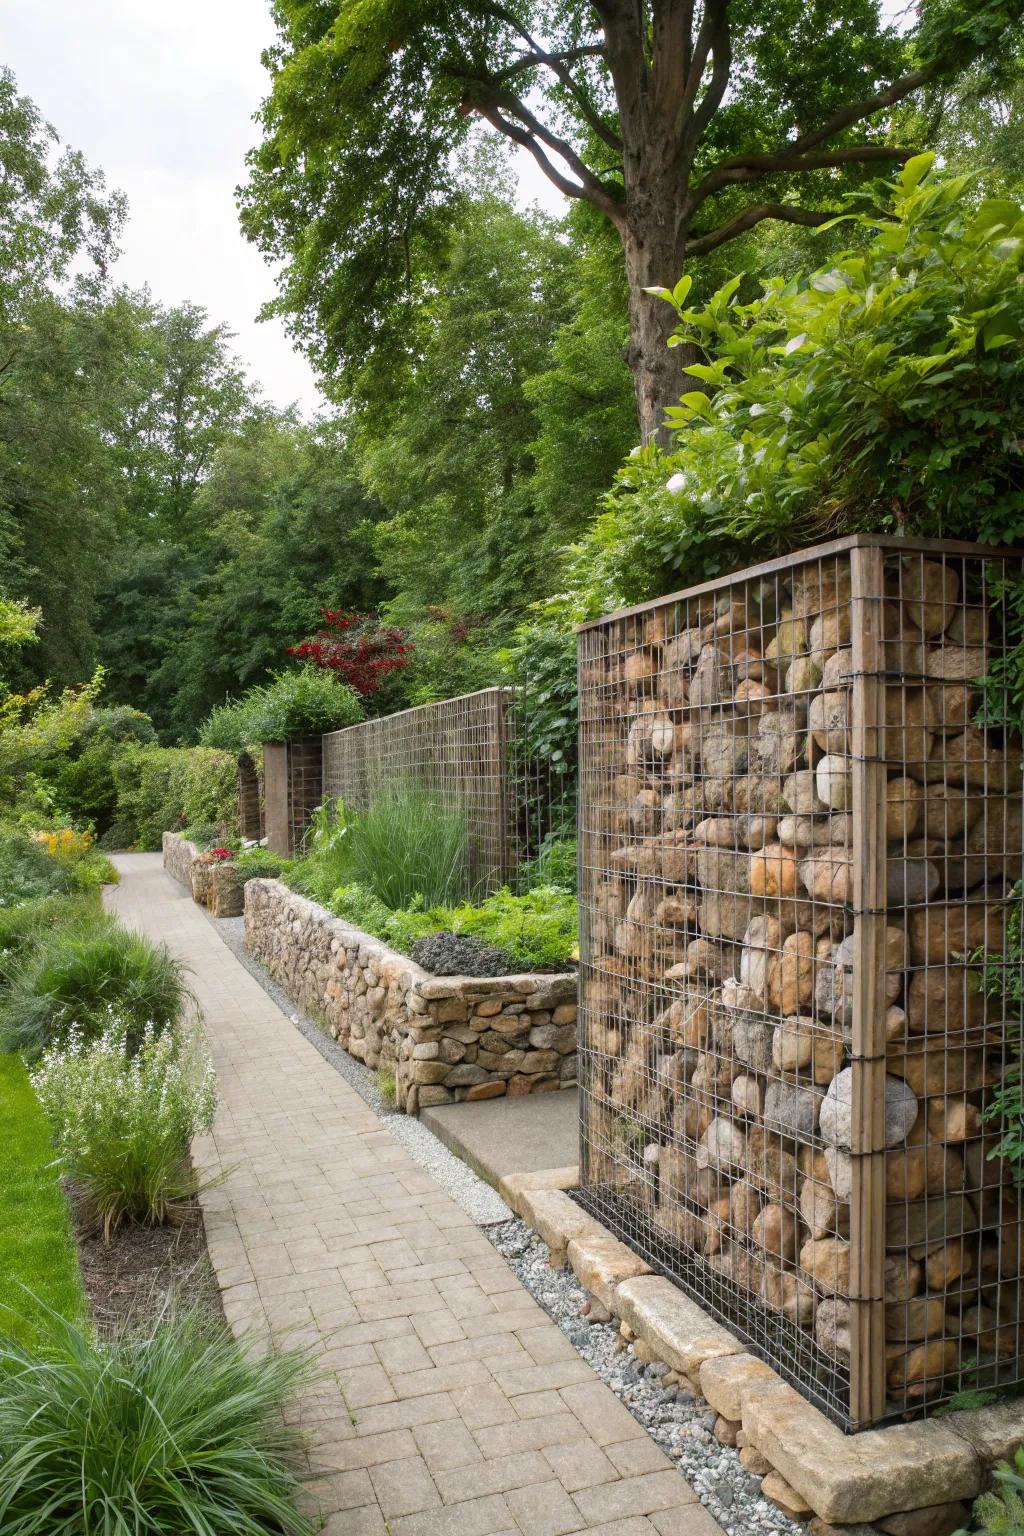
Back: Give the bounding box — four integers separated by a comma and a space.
70, 1184, 222, 1337
244, 877, 578, 1112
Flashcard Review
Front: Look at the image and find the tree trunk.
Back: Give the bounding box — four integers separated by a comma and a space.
621, 215, 695, 449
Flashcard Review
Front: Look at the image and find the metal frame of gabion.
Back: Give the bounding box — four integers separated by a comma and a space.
574, 534, 1024, 1430
321, 686, 563, 895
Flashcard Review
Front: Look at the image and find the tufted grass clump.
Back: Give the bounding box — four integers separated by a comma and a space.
0, 912, 189, 1057
0, 1304, 316, 1535
31, 1019, 218, 1238
346, 783, 471, 909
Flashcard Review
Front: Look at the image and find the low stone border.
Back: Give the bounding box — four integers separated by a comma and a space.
162, 831, 199, 888
500, 1170, 1022, 1533
243, 879, 577, 1113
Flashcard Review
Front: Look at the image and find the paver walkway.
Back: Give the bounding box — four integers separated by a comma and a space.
107, 856, 721, 1536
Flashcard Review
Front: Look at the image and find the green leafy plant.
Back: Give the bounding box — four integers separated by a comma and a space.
563, 163, 1024, 617
0, 1304, 316, 1535
233, 847, 294, 880
31, 1019, 218, 1237
376, 1066, 396, 1105
319, 881, 578, 972
0, 912, 189, 1057
345, 784, 471, 910
969, 1448, 1024, 1536
199, 667, 362, 754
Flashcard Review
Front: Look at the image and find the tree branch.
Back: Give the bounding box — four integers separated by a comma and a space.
680, 0, 731, 146
477, 102, 626, 228
683, 202, 834, 258
478, 6, 621, 150
485, 85, 623, 214
688, 142, 911, 211
788, 67, 933, 154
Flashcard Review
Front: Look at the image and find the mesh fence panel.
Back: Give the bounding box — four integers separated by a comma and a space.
576, 535, 1024, 1430
322, 686, 562, 894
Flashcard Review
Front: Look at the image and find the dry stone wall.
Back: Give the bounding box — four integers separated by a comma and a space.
162, 831, 199, 887
576, 536, 1024, 1428
243, 879, 577, 1113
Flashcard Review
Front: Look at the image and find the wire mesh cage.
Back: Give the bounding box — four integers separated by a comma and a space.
322, 686, 567, 895
575, 535, 1024, 1430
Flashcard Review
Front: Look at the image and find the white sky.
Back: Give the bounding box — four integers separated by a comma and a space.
2, 1, 908, 415
1, 0, 561, 417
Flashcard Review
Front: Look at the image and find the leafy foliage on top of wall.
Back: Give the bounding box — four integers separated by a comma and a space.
563, 160, 1024, 616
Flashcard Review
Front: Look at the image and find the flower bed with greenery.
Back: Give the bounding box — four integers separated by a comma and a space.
278, 788, 578, 975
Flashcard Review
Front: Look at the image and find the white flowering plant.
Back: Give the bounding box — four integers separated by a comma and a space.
31, 1014, 218, 1238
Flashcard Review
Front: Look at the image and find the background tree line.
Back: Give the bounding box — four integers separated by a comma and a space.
2, 4, 1024, 744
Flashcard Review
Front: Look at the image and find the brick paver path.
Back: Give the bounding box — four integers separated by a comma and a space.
107, 855, 721, 1536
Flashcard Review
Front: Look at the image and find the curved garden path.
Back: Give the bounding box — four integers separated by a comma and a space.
106, 855, 721, 1536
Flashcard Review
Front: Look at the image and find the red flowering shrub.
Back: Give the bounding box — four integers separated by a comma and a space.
210, 847, 235, 861
286, 612, 412, 697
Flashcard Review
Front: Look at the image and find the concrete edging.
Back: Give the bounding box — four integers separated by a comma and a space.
501, 1171, 1022, 1529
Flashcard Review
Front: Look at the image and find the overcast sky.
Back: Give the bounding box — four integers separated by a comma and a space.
2, 0, 561, 417
4, 2, 908, 416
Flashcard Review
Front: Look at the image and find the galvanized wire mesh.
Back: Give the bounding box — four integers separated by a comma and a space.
575, 535, 1024, 1430
322, 686, 563, 895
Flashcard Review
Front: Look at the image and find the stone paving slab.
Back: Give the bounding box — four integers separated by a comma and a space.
106, 856, 722, 1536
420, 1087, 580, 1185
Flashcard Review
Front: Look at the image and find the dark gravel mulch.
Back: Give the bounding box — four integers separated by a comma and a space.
68, 1183, 225, 1337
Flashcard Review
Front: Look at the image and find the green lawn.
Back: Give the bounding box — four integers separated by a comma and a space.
0, 1052, 84, 1341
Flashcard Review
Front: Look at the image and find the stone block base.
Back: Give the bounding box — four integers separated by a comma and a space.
502, 1172, 1022, 1532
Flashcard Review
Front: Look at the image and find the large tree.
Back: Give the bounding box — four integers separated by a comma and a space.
241, 0, 1023, 441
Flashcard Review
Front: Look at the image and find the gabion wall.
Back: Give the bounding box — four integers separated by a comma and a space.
576, 535, 1024, 1429
323, 687, 556, 894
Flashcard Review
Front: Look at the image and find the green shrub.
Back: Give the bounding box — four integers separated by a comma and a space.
199, 667, 362, 753
0, 827, 72, 907
0, 1306, 316, 1535
51, 709, 156, 835
287, 799, 354, 904
234, 848, 294, 880
345, 784, 471, 909
181, 820, 223, 850
0, 913, 189, 1058
111, 745, 238, 850
519, 835, 577, 895
562, 163, 1024, 617
433, 886, 577, 971
322, 880, 395, 935
32, 1019, 218, 1236
0, 895, 97, 991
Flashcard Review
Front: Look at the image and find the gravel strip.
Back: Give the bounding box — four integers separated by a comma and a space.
208, 909, 796, 1536
210, 913, 509, 1226
490, 1218, 801, 1536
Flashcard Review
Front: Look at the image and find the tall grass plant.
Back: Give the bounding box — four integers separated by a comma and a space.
0, 1305, 315, 1535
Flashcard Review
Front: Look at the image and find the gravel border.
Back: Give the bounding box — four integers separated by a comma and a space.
206, 908, 798, 1536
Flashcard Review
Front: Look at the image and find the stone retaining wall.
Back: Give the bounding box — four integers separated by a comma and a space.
243, 878, 578, 1114
162, 831, 199, 887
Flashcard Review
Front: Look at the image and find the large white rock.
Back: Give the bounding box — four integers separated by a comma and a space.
820, 1067, 919, 1151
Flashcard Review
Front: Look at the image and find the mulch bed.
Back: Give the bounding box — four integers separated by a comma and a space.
68, 1184, 225, 1338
